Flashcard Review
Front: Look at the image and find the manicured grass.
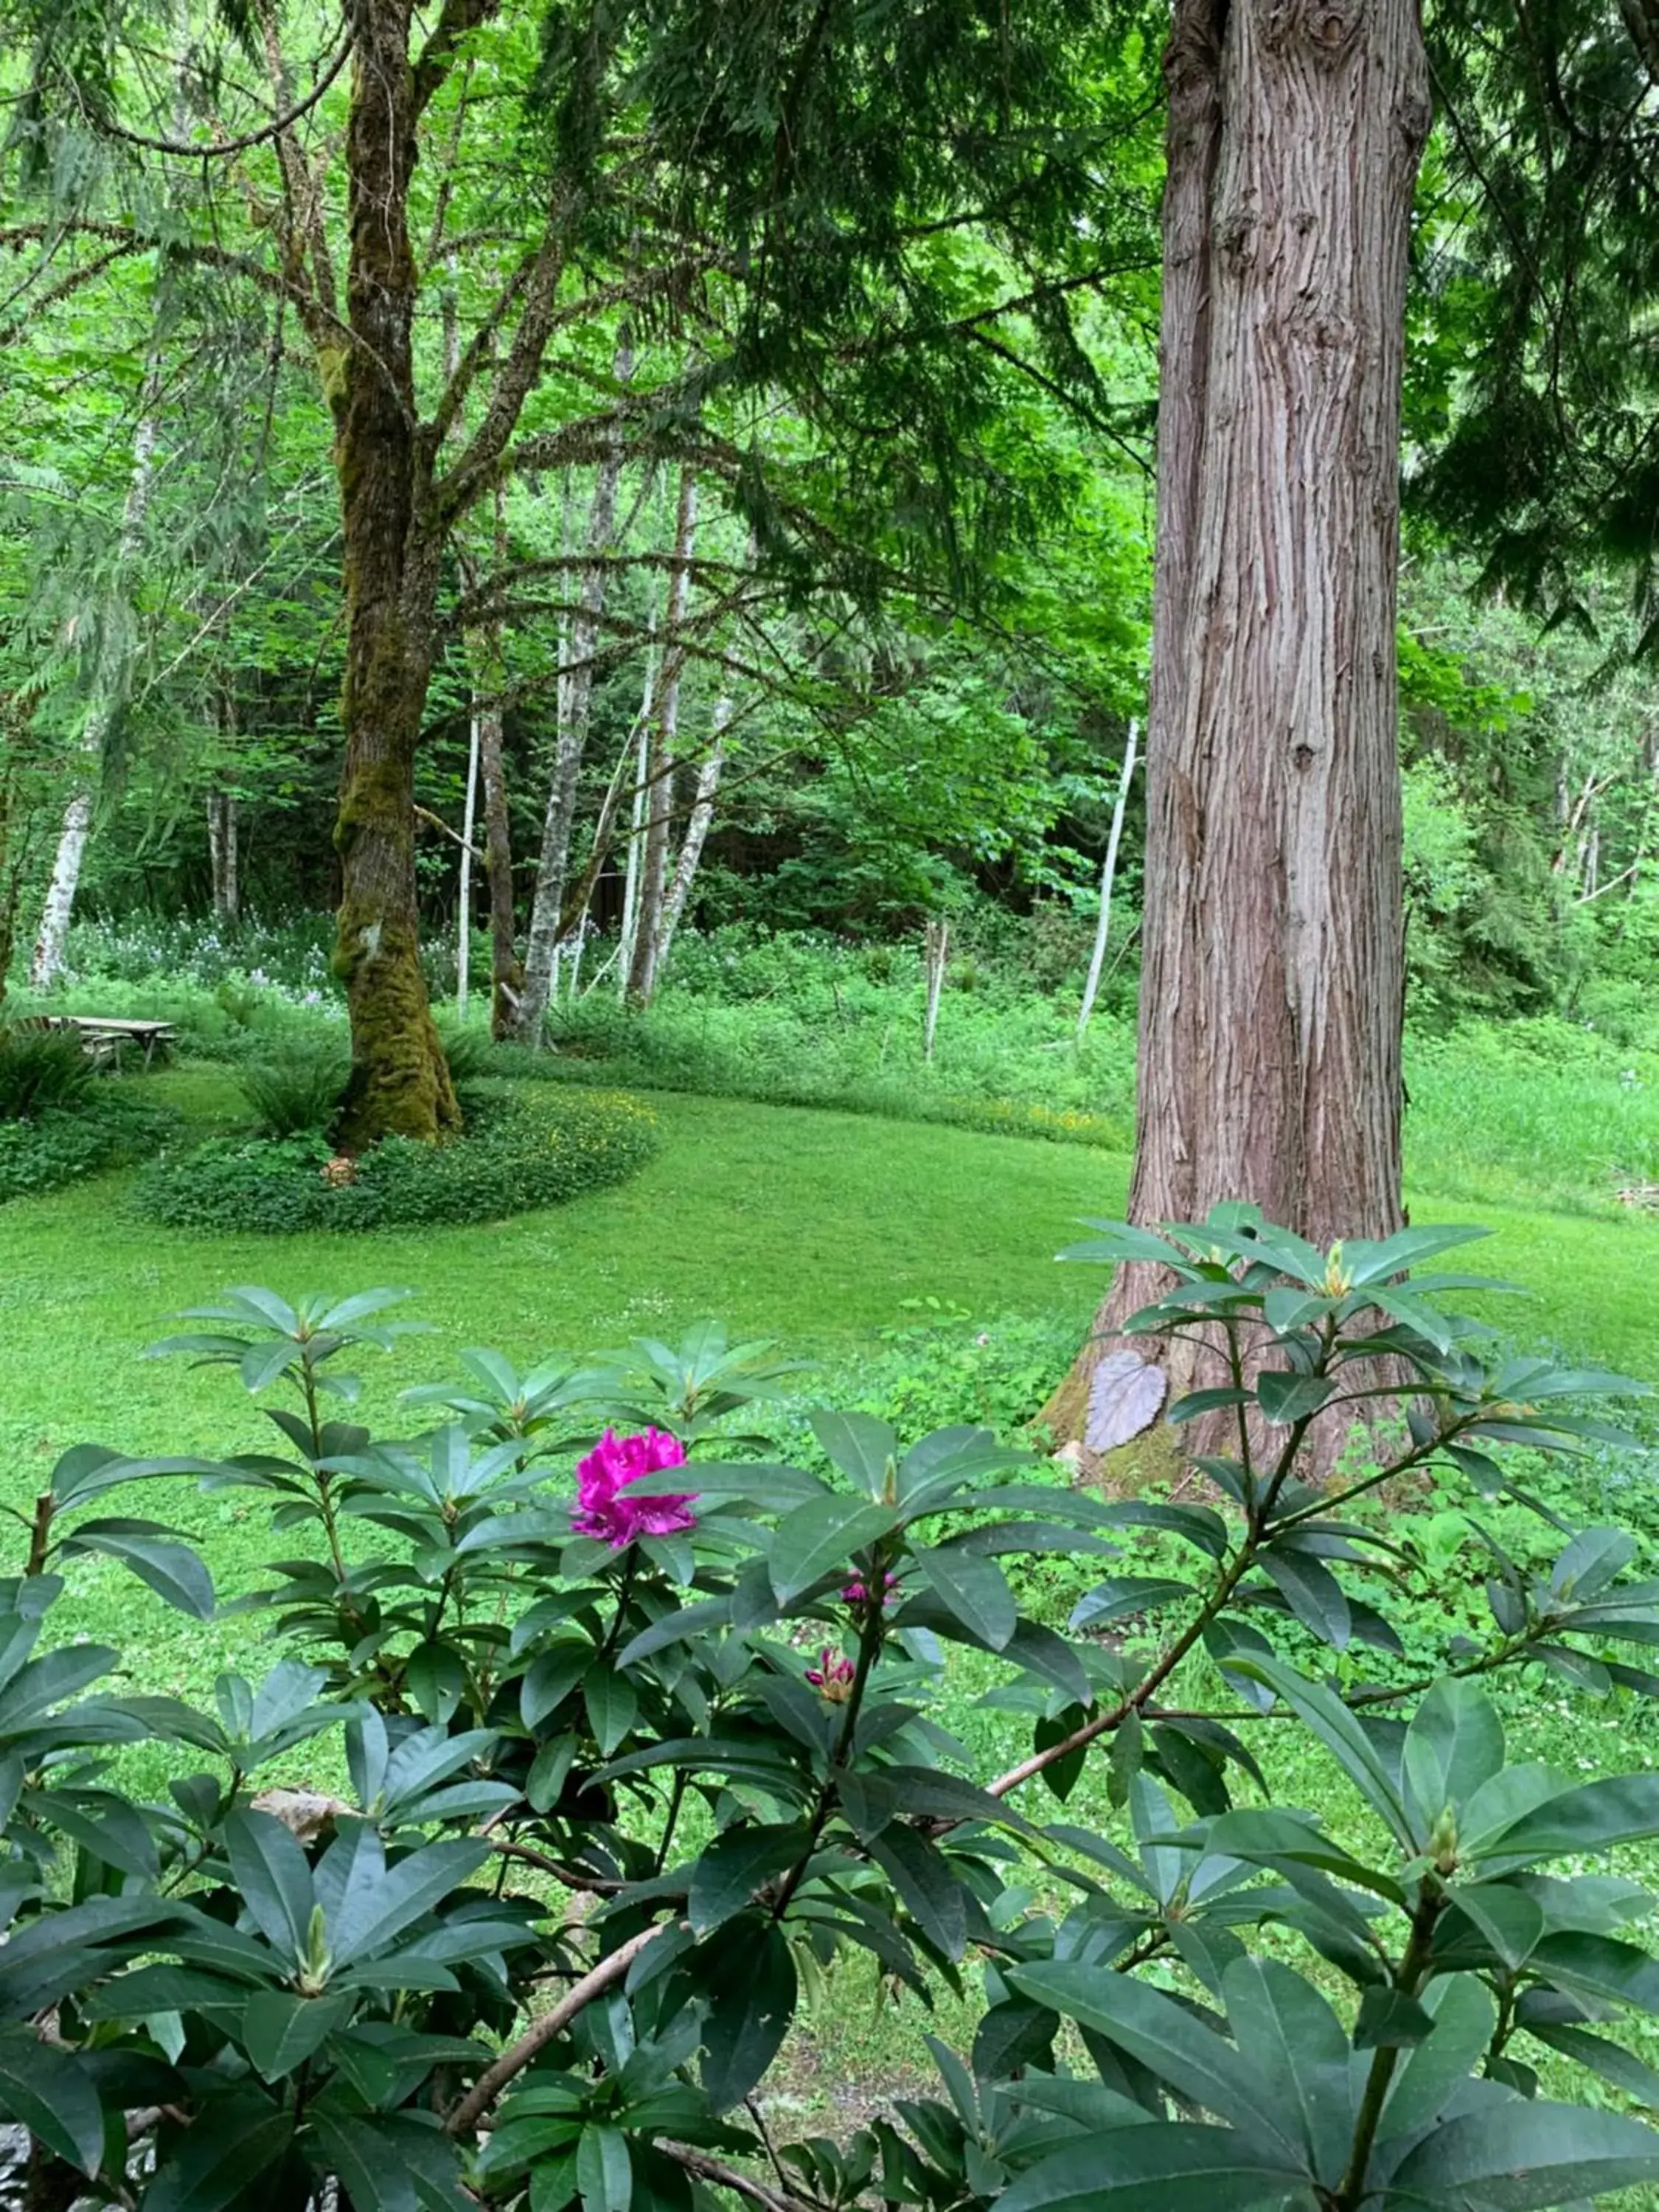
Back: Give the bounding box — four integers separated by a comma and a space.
0, 1070, 1117, 1719
7, 1064, 1659, 1511
0, 1068, 1110, 1485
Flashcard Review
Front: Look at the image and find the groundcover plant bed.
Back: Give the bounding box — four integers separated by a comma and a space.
4, 1216, 1659, 2208
0, 1026, 173, 1206
131, 1083, 658, 1232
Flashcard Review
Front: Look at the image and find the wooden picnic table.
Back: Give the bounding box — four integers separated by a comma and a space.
42, 1015, 178, 1071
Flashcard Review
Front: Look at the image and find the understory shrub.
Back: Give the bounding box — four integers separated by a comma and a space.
235, 1032, 353, 1138
3, 1224, 1659, 2207
132, 1080, 658, 1231
60, 907, 338, 992
526, 990, 1135, 1150
0, 1088, 173, 1205
0, 1023, 96, 1117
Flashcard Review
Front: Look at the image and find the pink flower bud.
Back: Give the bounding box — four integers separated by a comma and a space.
804, 1645, 857, 1700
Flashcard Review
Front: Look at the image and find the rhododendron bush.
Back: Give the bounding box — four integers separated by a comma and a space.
5, 1218, 1659, 2209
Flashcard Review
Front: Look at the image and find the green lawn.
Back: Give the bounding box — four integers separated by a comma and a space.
0, 1071, 1113, 1471
5, 1065, 1658, 1495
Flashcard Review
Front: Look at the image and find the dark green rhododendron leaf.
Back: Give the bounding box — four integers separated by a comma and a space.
1388, 2100, 1659, 2207
688, 1823, 812, 1936
698, 1918, 796, 2109
995, 2126, 1308, 2212
768, 1497, 897, 1604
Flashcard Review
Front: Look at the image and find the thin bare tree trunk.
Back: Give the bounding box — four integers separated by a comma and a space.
1077, 718, 1139, 1038
655, 692, 729, 978
206, 681, 240, 922
29, 792, 93, 990
456, 705, 480, 1012
922, 918, 949, 1063
207, 791, 240, 922
1046, 0, 1430, 1454
627, 467, 698, 1005
617, 695, 651, 998
514, 343, 635, 1043
466, 488, 522, 1041
562, 612, 660, 988
479, 701, 520, 1038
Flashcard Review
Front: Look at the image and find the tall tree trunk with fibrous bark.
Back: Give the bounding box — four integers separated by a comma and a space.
1044, 0, 1430, 1457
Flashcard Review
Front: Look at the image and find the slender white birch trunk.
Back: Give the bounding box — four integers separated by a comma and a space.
922, 918, 949, 1062
31, 406, 161, 987
626, 468, 698, 1005
1077, 717, 1138, 1038
515, 342, 634, 1042
617, 700, 651, 999
557, 611, 658, 1000
456, 706, 481, 1012
655, 691, 730, 980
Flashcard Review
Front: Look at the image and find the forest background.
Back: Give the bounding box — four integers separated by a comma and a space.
1, 0, 1654, 1118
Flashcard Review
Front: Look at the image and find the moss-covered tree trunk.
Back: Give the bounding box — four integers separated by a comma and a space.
330, 0, 459, 1147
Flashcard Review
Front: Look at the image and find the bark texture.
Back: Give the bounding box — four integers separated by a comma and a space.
656, 690, 730, 975
1048, 0, 1430, 1446
29, 791, 91, 990
479, 700, 523, 1039
207, 790, 239, 921
316, 0, 562, 1136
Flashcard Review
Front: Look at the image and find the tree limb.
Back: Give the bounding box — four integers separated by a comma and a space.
46, 28, 352, 159
434, 212, 573, 519
413, 0, 501, 120
661, 2144, 815, 2212
444, 1924, 663, 2133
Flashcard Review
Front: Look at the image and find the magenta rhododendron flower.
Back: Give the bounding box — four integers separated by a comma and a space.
806, 1646, 857, 1700
573, 1427, 697, 1548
